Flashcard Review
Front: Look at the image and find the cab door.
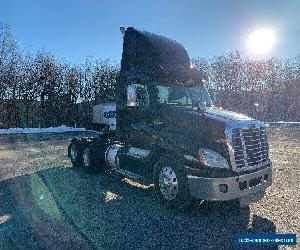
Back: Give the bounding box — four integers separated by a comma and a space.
119, 83, 156, 178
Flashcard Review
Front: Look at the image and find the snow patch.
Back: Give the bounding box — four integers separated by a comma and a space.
267, 121, 300, 127
0, 125, 86, 135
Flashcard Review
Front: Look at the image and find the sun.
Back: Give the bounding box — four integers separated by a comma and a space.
247, 28, 276, 55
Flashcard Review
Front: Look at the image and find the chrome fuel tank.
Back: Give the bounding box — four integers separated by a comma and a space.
105, 144, 121, 169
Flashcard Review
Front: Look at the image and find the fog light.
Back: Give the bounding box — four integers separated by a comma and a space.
219, 184, 228, 193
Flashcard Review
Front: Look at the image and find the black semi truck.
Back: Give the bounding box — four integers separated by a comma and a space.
68, 27, 272, 209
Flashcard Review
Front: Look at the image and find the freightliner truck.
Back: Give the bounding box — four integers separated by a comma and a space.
68, 27, 272, 209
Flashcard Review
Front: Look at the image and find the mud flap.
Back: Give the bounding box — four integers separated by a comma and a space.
239, 190, 265, 207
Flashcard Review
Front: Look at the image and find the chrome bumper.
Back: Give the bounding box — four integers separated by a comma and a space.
188, 165, 272, 201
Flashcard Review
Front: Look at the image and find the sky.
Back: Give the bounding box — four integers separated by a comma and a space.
1, 0, 299, 63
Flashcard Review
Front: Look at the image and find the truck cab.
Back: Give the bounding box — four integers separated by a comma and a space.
69, 27, 272, 209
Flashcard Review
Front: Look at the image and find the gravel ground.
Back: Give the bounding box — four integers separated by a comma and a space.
0, 128, 299, 249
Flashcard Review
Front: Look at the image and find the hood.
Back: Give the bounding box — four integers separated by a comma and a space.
204, 107, 253, 122
204, 107, 265, 131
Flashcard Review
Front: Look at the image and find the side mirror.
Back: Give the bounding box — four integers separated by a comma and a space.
127, 85, 137, 107
197, 101, 206, 113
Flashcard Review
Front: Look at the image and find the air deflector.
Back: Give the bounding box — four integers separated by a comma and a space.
120, 27, 201, 85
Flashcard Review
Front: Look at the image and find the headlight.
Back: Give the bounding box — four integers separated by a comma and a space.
198, 148, 229, 169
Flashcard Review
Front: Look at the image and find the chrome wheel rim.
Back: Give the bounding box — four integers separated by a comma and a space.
70, 145, 77, 162
158, 166, 178, 200
83, 148, 91, 167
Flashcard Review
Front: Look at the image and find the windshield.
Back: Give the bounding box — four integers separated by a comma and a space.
156, 84, 213, 107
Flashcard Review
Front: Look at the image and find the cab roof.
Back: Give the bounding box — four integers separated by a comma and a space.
120, 27, 203, 86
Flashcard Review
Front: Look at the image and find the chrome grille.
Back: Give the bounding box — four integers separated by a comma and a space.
232, 127, 269, 168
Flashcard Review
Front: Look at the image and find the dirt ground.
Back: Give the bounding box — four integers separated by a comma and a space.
0, 127, 299, 249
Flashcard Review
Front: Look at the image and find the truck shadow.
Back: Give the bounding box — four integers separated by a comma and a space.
0, 166, 277, 249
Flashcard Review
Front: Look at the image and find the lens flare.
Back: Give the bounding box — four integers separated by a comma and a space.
247, 28, 276, 54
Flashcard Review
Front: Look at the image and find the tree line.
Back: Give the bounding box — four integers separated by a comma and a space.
0, 23, 299, 128
192, 51, 300, 121
0, 23, 118, 128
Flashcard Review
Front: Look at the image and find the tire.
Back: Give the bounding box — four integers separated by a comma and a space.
68, 142, 82, 167
82, 146, 93, 168
153, 155, 191, 209
82, 141, 108, 173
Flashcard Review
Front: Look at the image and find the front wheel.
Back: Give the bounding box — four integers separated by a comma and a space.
153, 156, 191, 209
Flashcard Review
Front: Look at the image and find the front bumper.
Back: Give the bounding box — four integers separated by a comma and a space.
188, 165, 272, 201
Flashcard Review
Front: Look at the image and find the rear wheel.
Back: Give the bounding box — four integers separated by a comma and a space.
69, 143, 82, 167
82, 146, 98, 173
82, 147, 92, 168
153, 156, 191, 209
82, 143, 108, 173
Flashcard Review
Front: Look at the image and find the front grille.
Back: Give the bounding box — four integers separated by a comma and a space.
232, 127, 269, 169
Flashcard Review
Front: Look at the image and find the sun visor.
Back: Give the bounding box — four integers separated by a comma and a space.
120, 27, 202, 85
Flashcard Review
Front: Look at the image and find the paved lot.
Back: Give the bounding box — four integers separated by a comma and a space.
0, 128, 299, 249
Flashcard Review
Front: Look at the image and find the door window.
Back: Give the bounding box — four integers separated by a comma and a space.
127, 84, 149, 108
